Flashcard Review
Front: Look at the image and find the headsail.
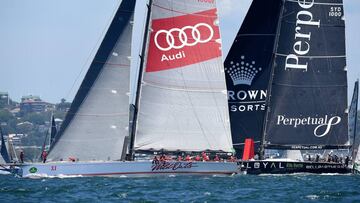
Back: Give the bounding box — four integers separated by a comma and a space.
50, 115, 57, 146
350, 80, 359, 160
48, 0, 136, 161
40, 114, 57, 160
134, 0, 233, 153
0, 127, 10, 163
263, 0, 348, 150
224, 0, 283, 156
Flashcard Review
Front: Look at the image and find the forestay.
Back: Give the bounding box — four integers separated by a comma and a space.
48, 0, 136, 161
134, 0, 233, 152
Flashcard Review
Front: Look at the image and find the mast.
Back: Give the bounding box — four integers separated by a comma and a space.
259, 0, 285, 160
128, 0, 153, 160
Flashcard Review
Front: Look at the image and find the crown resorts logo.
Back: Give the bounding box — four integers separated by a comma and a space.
225, 55, 262, 86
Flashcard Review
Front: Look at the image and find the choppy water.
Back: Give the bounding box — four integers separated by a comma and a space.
1, 174, 360, 202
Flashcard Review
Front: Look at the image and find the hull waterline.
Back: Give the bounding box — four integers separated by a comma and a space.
239, 159, 351, 175
14, 161, 238, 178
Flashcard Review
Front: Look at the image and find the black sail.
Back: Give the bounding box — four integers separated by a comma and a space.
50, 115, 57, 146
224, 0, 283, 156
264, 0, 348, 149
0, 127, 10, 163
350, 80, 359, 159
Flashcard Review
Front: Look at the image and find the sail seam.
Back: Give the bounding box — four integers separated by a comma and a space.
153, 4, 216, 18
272, 83, 347, 88
275, 53, 346, 58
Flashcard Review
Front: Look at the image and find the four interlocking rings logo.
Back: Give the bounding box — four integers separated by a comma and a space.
154, 23, 214, 51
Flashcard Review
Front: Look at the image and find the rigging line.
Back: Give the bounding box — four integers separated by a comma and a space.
131, 3, 149, 105
285, 0, 343, 6
64, 1, 121, 102
64, 112, 128, 116
94, 61, 130, 67
178, 66, 213, 149
153, 4, 217, 18
143, 81, 224, 92
238, 34, 276, 37
272, 83, 347, 88
233, 141, 261, 146
201, 62, 232, 151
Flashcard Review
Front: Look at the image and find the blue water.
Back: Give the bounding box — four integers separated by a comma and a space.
1, 174, 360, 202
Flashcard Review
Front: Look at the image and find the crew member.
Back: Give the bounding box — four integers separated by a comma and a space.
229, 155, 236, 162
160, 154, 166, 162
345, 156, 350, 167
201, 152, 209, 161
214, 155, 220, 161
185, 155, 191, 161
42, 150, 48, 163
152, 156, 159, 164
19, 150, 24, 163
315, 154, 320, 162
195, 155, 201, 161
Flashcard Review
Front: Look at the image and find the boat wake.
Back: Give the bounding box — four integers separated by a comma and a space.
24, 173, 83, 179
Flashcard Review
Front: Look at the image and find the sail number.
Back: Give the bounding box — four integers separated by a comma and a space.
329, 7, 342, 17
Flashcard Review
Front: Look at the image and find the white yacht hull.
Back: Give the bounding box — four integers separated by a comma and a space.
0, 165, 11, 175
16, 161, 238, 178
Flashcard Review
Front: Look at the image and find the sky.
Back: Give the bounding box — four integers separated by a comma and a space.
0, 0, 359, 103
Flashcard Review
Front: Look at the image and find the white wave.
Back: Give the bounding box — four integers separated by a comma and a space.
306, 195, 319, 200
24, 173, 83, 179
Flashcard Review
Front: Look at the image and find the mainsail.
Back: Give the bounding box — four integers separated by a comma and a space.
48, 0, 136, 161
350, 80, 359, 160
134, 0, 233, 152
224, 0, 283, 156
263, 0, 348, 149
0, 127, 10, 163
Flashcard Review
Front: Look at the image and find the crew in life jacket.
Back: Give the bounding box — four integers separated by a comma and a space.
177, 155, 182, 161
185, 155, 191, 161
214, 155, 220, 161
195, 155, 201, 161
42, 150, 48, 163
160, 154, 166, 162
229, 155, 236, 162
201, 152, 209, 161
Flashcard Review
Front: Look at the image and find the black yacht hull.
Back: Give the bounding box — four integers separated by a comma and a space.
239, 160, 351, 175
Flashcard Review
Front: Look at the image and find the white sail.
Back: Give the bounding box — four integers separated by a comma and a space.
48, 1, 135, 161
134, 0, 233, 152
0, 144, 5, 163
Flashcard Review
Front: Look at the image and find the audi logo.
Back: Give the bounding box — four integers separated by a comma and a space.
154, 23, 214, 51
